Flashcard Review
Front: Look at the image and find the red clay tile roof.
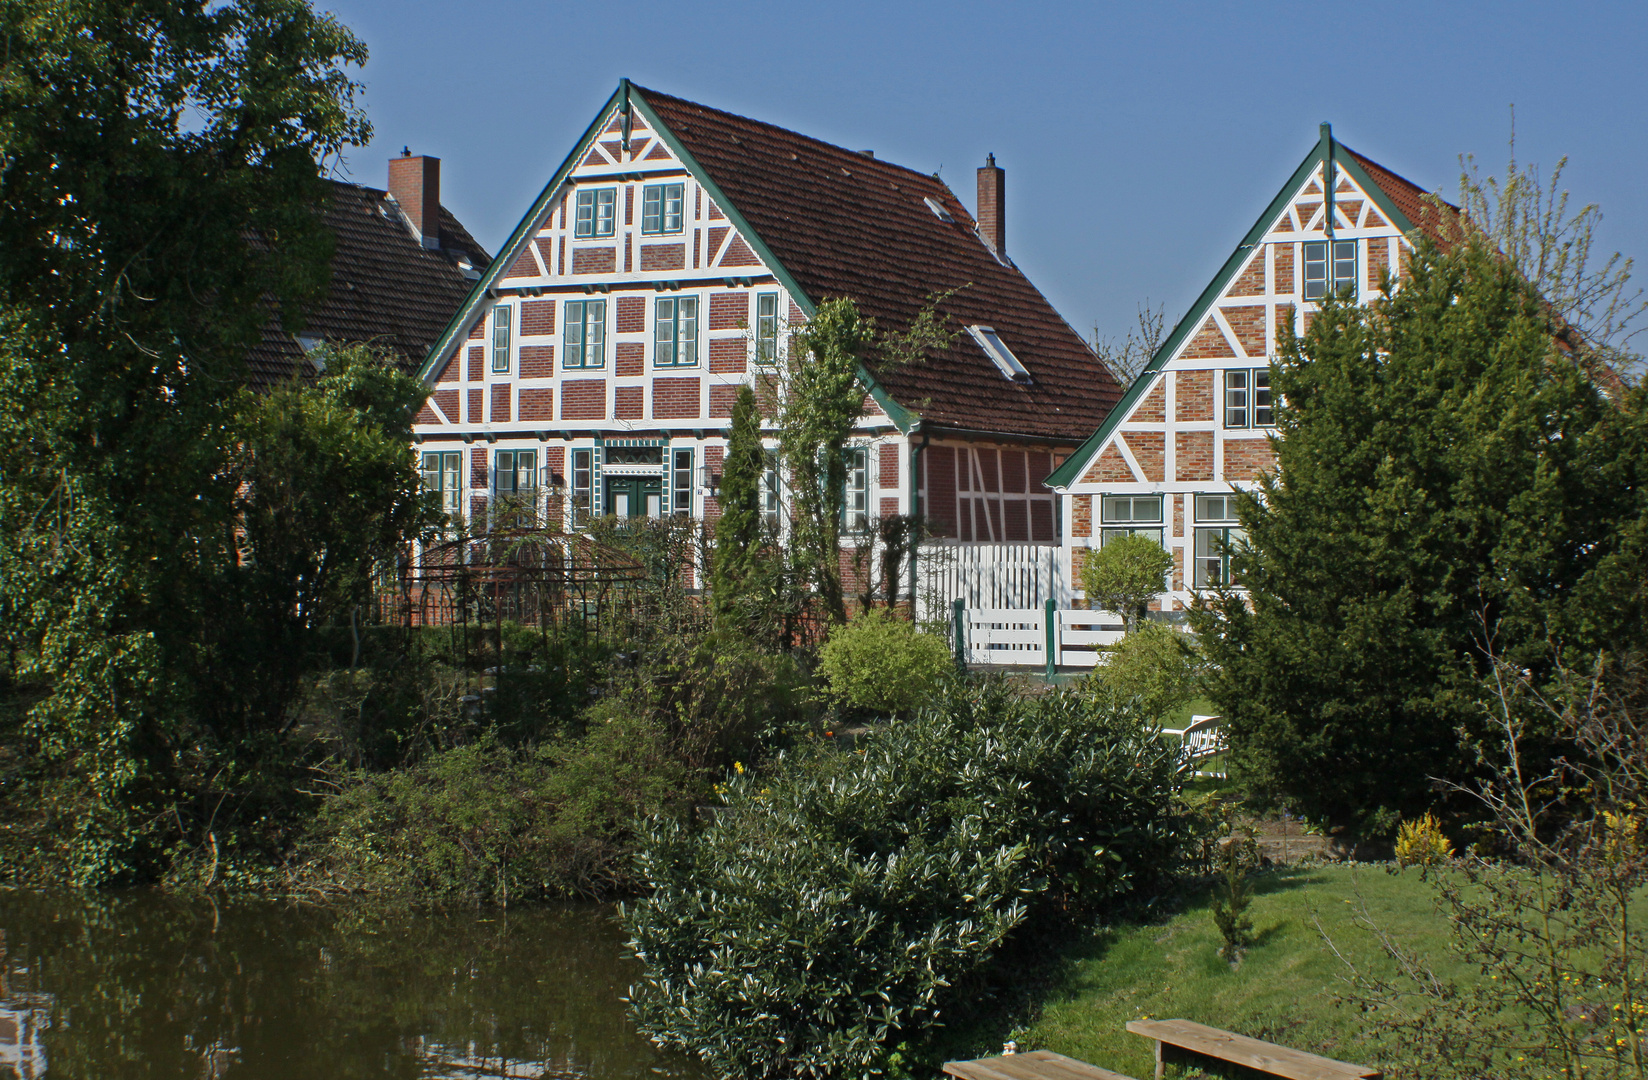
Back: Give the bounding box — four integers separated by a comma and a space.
1344, 148, 1459, 244
248, 181, 490, 386
636, 87, 1122, 442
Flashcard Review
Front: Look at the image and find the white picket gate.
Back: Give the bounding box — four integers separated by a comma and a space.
955, 603, 1126, 670
914, 542, 1073, 624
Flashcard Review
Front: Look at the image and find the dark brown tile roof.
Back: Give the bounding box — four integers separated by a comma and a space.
636, 87, 1121, 442
248, 181, 490, 386
1344, 148, 1459, 244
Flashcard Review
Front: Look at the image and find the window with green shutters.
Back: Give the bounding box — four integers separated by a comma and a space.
570, 448, 594, 527
755, 291, 779, 364
1303, 239, 1357, 300
654, 296, 699, 366
671, 448, 694, 518
420, 451, 462, 516
1224, 368, 1273, 428
1099, 493, 1163, 547
490, 305, 512, 373
574, 187, 616, 238
641, 183, 684, 234
564, 299, 606, 368
841, 447, 869, 534
1192, 493, 1244, 587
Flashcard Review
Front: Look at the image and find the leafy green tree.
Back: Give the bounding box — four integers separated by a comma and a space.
1193, 232, 1648, 836
711, 385, 766, 626
0, 0, 372, 882
1081, 534, 1172, 632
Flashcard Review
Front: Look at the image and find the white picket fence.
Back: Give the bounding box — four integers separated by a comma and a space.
914, 542, 1074, 623
955, 603, 1126, 669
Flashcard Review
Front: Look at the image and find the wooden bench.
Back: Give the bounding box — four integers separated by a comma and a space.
1125, 1019, 1380, 1080
944, 1049, 1139, 1080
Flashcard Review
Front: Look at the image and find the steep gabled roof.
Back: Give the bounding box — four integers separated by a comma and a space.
1045, 126, 1455, 488
249, 180, 490, 386
420, 81, 1120, 442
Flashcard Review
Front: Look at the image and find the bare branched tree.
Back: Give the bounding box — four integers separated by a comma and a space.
1457, 112, 1646, 381
1091, 301, 1166, 387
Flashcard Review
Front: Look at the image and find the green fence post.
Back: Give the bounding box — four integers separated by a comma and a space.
1044, 597, 1057, 680
953, 598, 966, 672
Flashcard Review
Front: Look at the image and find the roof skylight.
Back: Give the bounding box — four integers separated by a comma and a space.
923, 196, 954, 223
966, 325, 1031, 382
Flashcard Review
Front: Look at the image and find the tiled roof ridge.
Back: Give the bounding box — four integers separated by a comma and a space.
631, 85, 954, 194
1341, 146, 1456, 210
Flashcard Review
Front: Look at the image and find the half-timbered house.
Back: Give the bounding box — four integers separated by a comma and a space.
1044, 124, 1453, 613
413, 81, 1121, 602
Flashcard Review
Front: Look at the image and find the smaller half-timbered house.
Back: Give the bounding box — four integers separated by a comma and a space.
1045, 125, 1453, 613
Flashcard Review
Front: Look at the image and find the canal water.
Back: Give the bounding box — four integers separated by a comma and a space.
0, 890, 705, 1080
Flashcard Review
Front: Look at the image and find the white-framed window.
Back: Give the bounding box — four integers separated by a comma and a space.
655, 296, 699, 367
570, 448, 594, 527
490, 304, 512, 374
761, 449, 781, 529
1224, 368, 1274, 428
641, 182, 685, 234
1099, 493, 1163, 547
842, 446, 869, 534
670, 448, 694, 518
493, 449, 537, 497
420, 450, 462, 515
1192, 493, 1245, 588
574, 187, 616, 238
755, 291, 779, 364
564, 299, 606, 369
1303, 239, 1357, 300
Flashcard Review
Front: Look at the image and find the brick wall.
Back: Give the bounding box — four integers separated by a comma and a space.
652, 376, 701, 419
490, 384, 512, 423
709, 338, 745, 374
1176, 370, 1214, 423
708, 291, 747, 329
615, 385, 643, 419
521, 300, 555, 335
1125, 431, 1165, 482
1030, 500, 1054, 542
708, 384, 739, 417
616, 296, 645, 334
520, 346, 555, 378
1081, 443, 1134, 484
572, 247, 616, 275
1223, 437, 1276, 481
1183, 318, 1236, 359
1132, 378, 1166, 423
1071, 494, 1091, 538
467, 345, 484, 381
1229, 253, 1265, 296
925, 445, 956, 536
1368, 238, 1391, 292
1002, 448, 1026, 493
466, 388, 481, 424
561, 379, 606, 420
519, 387, 553, 422
1176, 430, 1213, 481
433, 389, 458, 423
1224, 305, 1266, 358
435, 354, 459, 383
470, 447, 488, 487
879, 444, 899, 489
640, 243, 685, 272
1274, 242, 1295, 294
615, 342, 644, 377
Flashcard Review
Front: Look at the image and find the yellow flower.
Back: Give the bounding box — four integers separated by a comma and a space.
734, 761, 745, 775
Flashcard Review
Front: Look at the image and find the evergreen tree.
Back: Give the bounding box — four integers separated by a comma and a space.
712, 385, 765, 623
1193, 233, 1648, 836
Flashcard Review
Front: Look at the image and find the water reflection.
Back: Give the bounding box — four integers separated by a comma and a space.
0, 892, 701, 1080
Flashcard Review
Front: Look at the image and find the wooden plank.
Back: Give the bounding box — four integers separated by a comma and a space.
944, 1050, 1138, 1080
1125, 1019, 1380, 1080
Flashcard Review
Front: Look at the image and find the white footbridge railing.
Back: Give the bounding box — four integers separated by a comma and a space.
1161, 714, 1228, 778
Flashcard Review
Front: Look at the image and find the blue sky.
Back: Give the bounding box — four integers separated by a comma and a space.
324, 0, 1648, 345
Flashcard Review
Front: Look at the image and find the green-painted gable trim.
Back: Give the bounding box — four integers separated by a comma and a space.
419, 80, 918, 434
1045, 128, 1412, 490
418, 84, 627, 383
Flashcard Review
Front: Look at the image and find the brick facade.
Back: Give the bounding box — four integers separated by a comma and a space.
561, 379, 606, 420
652, 376, 701, 419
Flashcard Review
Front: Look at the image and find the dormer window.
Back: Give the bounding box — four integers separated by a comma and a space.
966, 325, 1030, 382
574, 187, 616, 238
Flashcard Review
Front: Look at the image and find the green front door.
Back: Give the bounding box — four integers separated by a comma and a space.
604, 477, 662, 518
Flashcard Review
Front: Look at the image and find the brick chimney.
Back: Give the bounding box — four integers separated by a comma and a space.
388, 148, 441, 249
977, 153, 1005, 255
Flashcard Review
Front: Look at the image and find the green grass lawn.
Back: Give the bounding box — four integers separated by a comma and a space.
1027, 864, 1466, 1078
1162, 697, 1219, 730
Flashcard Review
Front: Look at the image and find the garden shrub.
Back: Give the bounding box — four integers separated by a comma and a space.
623, 679, 1186, 1078
305, 721, 689, 901
1084, 621, 1206, 725
817, 608, 953, 717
